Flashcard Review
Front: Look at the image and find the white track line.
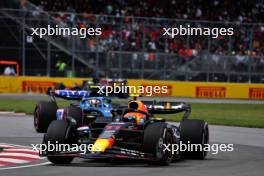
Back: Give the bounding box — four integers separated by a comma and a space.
0, 162, 51, 170
0, 145, 15, 148
0, 112, 26, 115
0, 143, 32, 149
4, 149, 39, 153
0, 153, 41, 159
0, 158, 29, 164
0, 112, 14, 114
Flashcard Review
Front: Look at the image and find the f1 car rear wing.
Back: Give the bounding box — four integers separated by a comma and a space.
142, 100, 191, 120
49, 89, 92, 100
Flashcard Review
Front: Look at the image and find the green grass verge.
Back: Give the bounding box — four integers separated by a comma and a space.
0, 99, 263, 128
159, 103, 264, 128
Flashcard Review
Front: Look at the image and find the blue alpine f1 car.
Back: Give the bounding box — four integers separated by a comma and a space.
34, 90, 113, 133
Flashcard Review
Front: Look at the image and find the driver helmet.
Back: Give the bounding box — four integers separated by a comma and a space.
123, 112, 146, 124
123, 100, 149, 124
89, 99, 100, 107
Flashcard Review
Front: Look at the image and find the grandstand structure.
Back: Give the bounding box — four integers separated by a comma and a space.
0, 0, 263, 82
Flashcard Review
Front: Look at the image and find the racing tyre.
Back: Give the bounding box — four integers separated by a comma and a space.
34, 101, 58, 133
143, 122, 174, 165
65, 106, 82, 127
180, 119, 209, 159
44, 120, 74, 164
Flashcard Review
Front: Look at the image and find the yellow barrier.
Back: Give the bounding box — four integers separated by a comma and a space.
128, 79, 264, 99
0, 76, 86, 94
0, 76, 264, 99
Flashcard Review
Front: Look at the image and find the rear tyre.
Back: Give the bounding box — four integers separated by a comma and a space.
180, 119, 209, 159
143, 122, 174, 165
34, 101, 57, 133
44, 120, 74, 164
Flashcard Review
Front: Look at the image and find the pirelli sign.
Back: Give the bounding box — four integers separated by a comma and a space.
249, 88, 264, 99
196, 86, 226, 98
22, 81, 56, 93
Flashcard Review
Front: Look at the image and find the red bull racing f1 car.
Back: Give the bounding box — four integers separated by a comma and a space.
40, 99, 209, 165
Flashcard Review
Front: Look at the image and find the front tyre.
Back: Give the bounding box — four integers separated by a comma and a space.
44, 120, 74, 164
143, 122, 174, 165
180, 119, 209, 159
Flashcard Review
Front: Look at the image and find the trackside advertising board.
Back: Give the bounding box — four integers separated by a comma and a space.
128, 79, 264, 99
0, 76, 264, 99
0, 76, 84, 94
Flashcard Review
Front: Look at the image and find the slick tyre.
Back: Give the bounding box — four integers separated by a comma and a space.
44, 120, 74, 164
34, 101, 57, 133
143, 122, 174, 165
180, 119, 209, 159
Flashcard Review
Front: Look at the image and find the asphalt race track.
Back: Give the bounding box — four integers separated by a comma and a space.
0, 114, 263, 176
